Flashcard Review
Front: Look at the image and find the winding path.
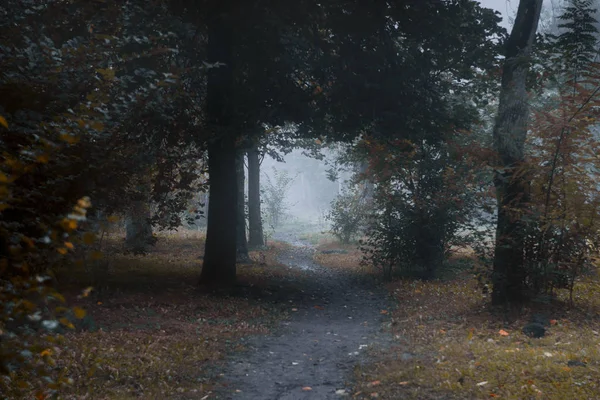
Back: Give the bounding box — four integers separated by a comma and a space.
215, 234, 392, 399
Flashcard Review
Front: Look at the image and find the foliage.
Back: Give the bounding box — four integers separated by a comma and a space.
502, 0, 600, 300
357, 134, 485, 280
0, 112, 96, 396
326, 187, 368, 244
261, 167, 297, 229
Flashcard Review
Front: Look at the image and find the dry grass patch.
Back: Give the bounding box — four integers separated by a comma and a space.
353, 276, 600, 400
313, 240, 377, 277
15, 234, 297, 399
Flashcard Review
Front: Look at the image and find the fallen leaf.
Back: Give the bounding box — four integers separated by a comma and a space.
498, 329, 509, 336
550, 319, 558, 326
368, 380, 381, 387
314, 305, 325, 310
0, 116, 8, 129
380, 310, 388, 314
477, 381, 488, 386
399, 381, 409, 385
302, 387, 312, 391
73, 307, 86, 319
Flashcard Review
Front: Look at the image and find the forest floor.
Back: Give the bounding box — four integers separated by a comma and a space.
212, 231, 392, 400
24, 226, 600, 400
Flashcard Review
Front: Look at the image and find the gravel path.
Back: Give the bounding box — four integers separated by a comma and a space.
214, 234, 392, 400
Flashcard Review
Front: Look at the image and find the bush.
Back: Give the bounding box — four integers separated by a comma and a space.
326, 187, 367, 244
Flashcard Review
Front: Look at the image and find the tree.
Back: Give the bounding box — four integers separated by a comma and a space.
199, 6, 238, 286
491, 0, 544, 306
247, 145, 265, 247
236, 150, 251, 262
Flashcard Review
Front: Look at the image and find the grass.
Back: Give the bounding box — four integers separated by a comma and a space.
9, 231, 297, 399
312, 237, 379, 278
352, 272, 600, 400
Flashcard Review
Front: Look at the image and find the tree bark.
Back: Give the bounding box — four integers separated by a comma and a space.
125, 199, 155, 255
236, 150, 251, 262
200, 7, 237, 286
247, 146, 264, 247
491, 0, 543, 306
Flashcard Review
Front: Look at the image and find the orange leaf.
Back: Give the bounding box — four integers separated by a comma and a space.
64, 242, 74, 250
302, 387, 312, 391
39, 349, 52, 357
498, 329, 510, 336
550, 319, 558, 326
57, 247, 68, 255
380, 310, 388, 315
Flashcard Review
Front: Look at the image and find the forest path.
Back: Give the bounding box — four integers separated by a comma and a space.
214, 233, 392, 400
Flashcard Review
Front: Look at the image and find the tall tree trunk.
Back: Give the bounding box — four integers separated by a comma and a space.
125, 198, 155, 255
236, 150, 251, 262
491, 0, 543, 306
200, 8, 237, 286
247, 146, 264, 247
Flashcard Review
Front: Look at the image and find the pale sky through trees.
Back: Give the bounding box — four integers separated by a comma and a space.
478, 0, 561, 30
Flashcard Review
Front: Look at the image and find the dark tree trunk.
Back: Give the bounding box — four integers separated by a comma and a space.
236, 151, 251, 262
125, 199, 155, 255
201, 138, 238, 285
491, 0, 543, 306
199, 8, 237, 286
247, 146, 264, 247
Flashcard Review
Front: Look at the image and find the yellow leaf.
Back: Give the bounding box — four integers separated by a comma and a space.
52, 292, 66, 303
61, 218, 78, 231
40, 349, 52, 357
80, 286, 94, 297
0, 116, 8, 129
467, 328, 474, 340
64, 242, 74, 250
59, 317, 75, 329
73, 306, 86, 319
57, 247, 68, 255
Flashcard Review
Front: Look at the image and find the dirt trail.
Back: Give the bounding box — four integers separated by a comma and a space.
214, 233, 392, 400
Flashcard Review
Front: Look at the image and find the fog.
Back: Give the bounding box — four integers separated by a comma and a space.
259, 148, 352, 229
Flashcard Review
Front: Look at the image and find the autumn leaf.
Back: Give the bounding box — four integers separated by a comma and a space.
39, 349, 52, 357
498, 329, 509, 336
59, 317, 75, 329
0, 116, 8, 129
302, 386, 312, 391
64, 241, 74, 250
380, 310, 388, 315
73, 306, 86, 319
57, 247, 68, 255
467, 328, 474, 340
